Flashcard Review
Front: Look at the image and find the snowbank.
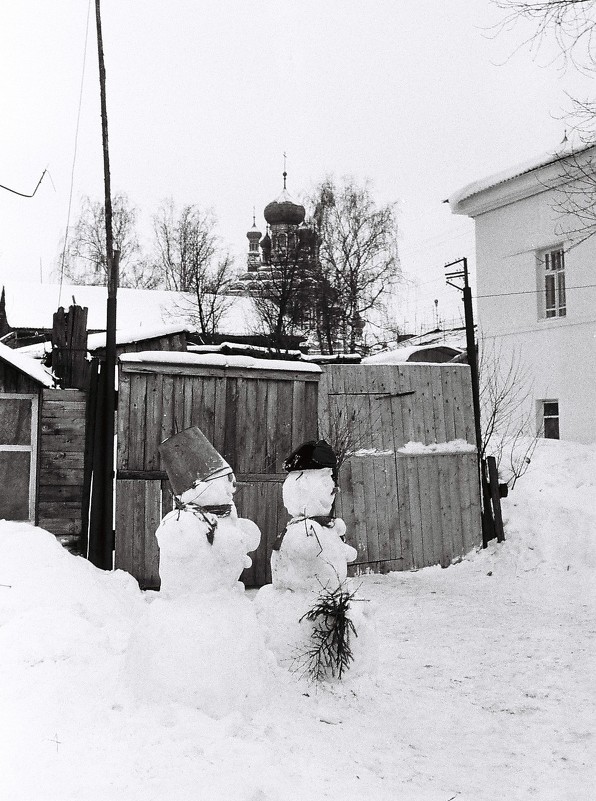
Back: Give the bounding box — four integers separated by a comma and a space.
0, 439, 594, 800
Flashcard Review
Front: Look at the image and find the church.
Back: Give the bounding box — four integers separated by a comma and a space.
229, 170, 317, 302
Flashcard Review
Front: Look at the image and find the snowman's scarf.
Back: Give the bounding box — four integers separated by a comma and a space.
172, 500, 233, 544
271, 514, 336, 552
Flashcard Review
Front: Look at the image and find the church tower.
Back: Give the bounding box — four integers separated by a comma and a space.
246, 211, 262, 272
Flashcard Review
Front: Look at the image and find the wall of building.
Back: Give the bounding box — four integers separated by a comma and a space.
474, 187, 596, 443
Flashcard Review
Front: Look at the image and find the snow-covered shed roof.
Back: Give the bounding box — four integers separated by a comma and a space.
2, 282, 261, 336
16, 323, 190, 360
362, 342, 463, 365
362, 326, 467, 365
448, 143, 596, 215
0, 340, 55, 387
119, 351, 321, 374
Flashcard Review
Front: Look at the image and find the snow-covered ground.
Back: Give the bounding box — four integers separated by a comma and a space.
1, 439, 594, 800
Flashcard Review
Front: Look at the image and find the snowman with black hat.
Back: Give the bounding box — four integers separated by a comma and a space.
255, 439, 375, 681
124, 427, 269, 719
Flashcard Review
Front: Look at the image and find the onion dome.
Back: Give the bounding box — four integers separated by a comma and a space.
246, 212, 262, 241
260, 230, 271, 249
264, 170, 306, 226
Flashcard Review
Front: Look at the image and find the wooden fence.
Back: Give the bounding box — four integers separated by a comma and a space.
115, 355, 319, 588
38, 389, 87, 552
114, 356, 482, 589
319, 363, 481, 572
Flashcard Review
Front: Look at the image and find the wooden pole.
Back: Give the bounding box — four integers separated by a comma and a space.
446, 257, 493, 548
88, 0, 118, 568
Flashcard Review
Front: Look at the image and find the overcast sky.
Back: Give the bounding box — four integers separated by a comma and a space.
0, 1, 589, 332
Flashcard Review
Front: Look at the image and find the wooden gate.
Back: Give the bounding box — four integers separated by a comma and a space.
319, 363, 482, 571
115, 354, 320, 588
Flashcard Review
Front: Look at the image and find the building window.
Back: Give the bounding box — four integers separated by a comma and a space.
540, 400, 560, 439
538, 248, 566, 319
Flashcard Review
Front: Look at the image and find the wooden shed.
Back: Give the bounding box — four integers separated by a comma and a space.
0, 342, 86, 547
115, 352, 482, 589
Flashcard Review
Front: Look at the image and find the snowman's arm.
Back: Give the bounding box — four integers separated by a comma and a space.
235, 517, 262, 552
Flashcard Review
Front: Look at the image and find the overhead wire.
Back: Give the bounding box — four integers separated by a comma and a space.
58, 0, 93, 306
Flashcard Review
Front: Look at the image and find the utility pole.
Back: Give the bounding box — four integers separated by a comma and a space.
88, 0, 118, 569
445, 257, 493, 547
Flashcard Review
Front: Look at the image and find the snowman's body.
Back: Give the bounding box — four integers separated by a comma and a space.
255, 467, 376, 679
125, 472, 270, 718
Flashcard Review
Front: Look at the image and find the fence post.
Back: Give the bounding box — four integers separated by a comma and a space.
487, 455, 505, 543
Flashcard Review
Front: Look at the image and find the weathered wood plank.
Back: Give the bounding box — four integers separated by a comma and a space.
402, 455, 424, 569
144, 481, 161, 589
115, 480, 135, 575
213, 375, 227, 454
40, 451, 85, 469
116, 370, 131, 470
223, 377, 238, 466
276, 381, 294, 464
431, 366, 447, 445
396, 454, 413, 570
427, 455, 445, 567
128, 373, 147, 470
38, 466, 85, 486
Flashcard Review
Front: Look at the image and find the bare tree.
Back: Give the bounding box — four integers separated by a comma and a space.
494, 3, 596, 245
479, 338, 539, 488
152, 199, 236, 335
310, 177, 401, 354
250, 229, 318, 352
56, 193, 161, 288
493, 0, 596, 69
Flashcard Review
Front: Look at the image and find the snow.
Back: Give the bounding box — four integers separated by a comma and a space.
362, 342, 463, 365
86, 323, 190, 350
398, 439, 476, 455
1, 438, 595, 800
447, 143, 595, 210
120, 351, 322, 373
0, 340, 55, 387
1, 281, 261, 336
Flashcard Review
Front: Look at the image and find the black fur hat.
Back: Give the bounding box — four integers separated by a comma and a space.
283, 440, 338, 479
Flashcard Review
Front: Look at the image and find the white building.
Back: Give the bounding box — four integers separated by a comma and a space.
449, 145, 596, 444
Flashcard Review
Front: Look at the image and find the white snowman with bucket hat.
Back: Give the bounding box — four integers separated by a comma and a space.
123, 427, 269, 719
155, 426, 261, 597
255, 440, 376, 680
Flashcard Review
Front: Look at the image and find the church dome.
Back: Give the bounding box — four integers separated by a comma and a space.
247, 222, 262, 239
264, 188, 305, 226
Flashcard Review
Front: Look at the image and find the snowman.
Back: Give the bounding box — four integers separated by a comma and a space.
155, 426, 261, 598
124, 427, 270, 719
255, 440, 376, 681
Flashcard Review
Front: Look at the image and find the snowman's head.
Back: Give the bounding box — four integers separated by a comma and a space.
282, 468, 336, 518
177, 471, 237, 508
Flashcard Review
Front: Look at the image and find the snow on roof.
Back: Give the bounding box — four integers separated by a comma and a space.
362, 343, 463, 365
86, 323, 190, 351
2, 282, 261, 336
119, 351, 322, 373
448, 143, 596, 211
0, 340, 55, 387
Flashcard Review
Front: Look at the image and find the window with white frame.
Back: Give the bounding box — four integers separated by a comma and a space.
538, 247, 566, 319
539, 399, 560, 439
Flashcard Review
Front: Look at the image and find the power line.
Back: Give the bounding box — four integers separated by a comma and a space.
58, 0, 92, 302
475, 283, 596, 299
